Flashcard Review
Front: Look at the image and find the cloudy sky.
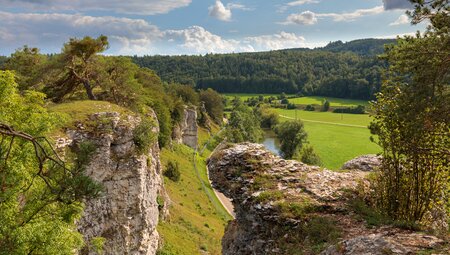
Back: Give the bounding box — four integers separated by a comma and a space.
0, 0, 424, 56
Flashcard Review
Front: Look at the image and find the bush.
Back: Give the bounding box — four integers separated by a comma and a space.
274, 120, 308, 159
280, 98, 289, 105
286, 103, 297, 109
304, 104, 315, 111
133, 118, 156, 154
164, 161, 181, 182
321, 99, 330, 112
300, 145, 322, 166
333, 105, 365, 114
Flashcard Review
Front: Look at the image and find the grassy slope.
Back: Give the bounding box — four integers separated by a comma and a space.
274, 109, 380, 169
158, 126, 232, 255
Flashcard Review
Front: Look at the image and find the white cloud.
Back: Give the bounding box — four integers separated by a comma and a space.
208, 1, 232, 21
287, 0, 320, 6
165, 26, 241, 53
0, 0, 191, 15
208, 1, 250, 21
281, 6, 384, 25
244, 32, 307, 51
281, 11, 318, 25
0, 11, 315, 55
317, 6, 384, 22
389, 14, 410, 26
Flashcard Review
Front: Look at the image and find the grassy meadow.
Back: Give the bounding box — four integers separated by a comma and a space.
157, 126, 232, 255
274, 108, 380, 169
223, 94, 379, 170
224, 94, 370, 107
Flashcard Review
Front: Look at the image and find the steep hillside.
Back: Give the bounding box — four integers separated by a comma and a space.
157, 126, 232, 254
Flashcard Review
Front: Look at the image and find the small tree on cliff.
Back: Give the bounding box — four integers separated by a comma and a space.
370, 0, 449, 223
47, 35, 109, 101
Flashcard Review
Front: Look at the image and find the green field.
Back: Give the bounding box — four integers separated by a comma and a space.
288, 96, 369, 107
224, 94, 369, 107
273, 108, 380, 169
158, 127, 232, 255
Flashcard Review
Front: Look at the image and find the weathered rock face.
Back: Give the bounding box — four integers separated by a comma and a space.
341, 154, 381, 171
208, 143, 446, 255
172, 106, 198, 149
58, 110, 167, 255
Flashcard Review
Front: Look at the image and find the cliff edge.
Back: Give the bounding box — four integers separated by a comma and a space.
208, 143, 447, 255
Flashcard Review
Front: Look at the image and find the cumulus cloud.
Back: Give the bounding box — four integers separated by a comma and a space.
389, 14, 410, 26
382, 0, 413, 10
281, 6, 384, 25
0, 11, 314, 55
0, 0, 191, 15
244, 32, 307, 51
164, 26, 243, 53
281, 11, 318, 25
208, 1, 250, 21
208, 1, 232, 21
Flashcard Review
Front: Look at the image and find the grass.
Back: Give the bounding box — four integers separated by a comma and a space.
273, 109, 380, 169
288, 96, 369, 107
49, 100, 132, 125
157, 126, 232, 255
224, 94, 369, 107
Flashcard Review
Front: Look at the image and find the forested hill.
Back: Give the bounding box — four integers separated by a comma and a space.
132, 39, 395, 100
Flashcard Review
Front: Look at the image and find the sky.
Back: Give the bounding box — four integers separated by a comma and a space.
0, 0, 425, 56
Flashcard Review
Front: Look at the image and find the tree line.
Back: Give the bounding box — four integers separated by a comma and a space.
131, 39, 393, 100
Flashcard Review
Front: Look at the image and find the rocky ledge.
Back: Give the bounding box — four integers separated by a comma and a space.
208, 143, 447, 255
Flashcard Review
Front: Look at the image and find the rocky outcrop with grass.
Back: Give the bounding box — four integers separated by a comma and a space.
57, 108, 168, 255
208, 143, 447, 255
172, 106, 198, 149
341, 154, 382, 172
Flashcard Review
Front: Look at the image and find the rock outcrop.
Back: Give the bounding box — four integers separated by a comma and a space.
58, 110, 168, 255
208, 143, 447, 255
341, 154, 382, 171
172, 106, 198, 149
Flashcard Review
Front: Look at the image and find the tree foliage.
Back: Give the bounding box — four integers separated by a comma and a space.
224, 103, 263, 143
0, 71, 101, 254
274, 120, 308, 159
132, 39, 393, 100
370, 0, 450, 224
199, 88, 224, 124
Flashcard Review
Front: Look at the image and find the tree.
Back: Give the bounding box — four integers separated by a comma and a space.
321, 99, 330, 112
256, 106, 279, 129
200, 88, 224, 124
0, 71, 101, 254
47, 35, 109, 101
225, 104, 263, 143
370, 0, 449, 223
300, 145, 322, 166
274, 120, 308, 159
3, 46, 47, 91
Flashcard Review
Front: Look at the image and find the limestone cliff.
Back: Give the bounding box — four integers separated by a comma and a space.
208, 143, 447, 255
172, 106, 198, 149
57, 110, 168, 255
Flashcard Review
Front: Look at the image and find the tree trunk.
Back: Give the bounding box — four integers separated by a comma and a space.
82, 80, 96, 100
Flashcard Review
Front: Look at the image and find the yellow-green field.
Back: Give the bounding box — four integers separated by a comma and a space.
273, 108, 380, 169
224, 94, 369, 107
157, 127, 232, 255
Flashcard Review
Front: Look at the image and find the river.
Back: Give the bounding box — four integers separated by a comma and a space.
261, 129, 281, 156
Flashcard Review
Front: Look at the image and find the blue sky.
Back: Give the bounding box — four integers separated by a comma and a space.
0, 0, 425, 55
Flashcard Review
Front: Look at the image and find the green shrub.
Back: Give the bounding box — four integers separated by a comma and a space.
133, 118, 156, 154
321, 99, 330, 112
304, 104, 315, 111
299, 145, 322, 166
90, 237, 106, 255
164, 161, 181, 182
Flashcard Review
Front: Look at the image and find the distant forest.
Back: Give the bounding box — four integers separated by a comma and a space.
132, 39, 395, 100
